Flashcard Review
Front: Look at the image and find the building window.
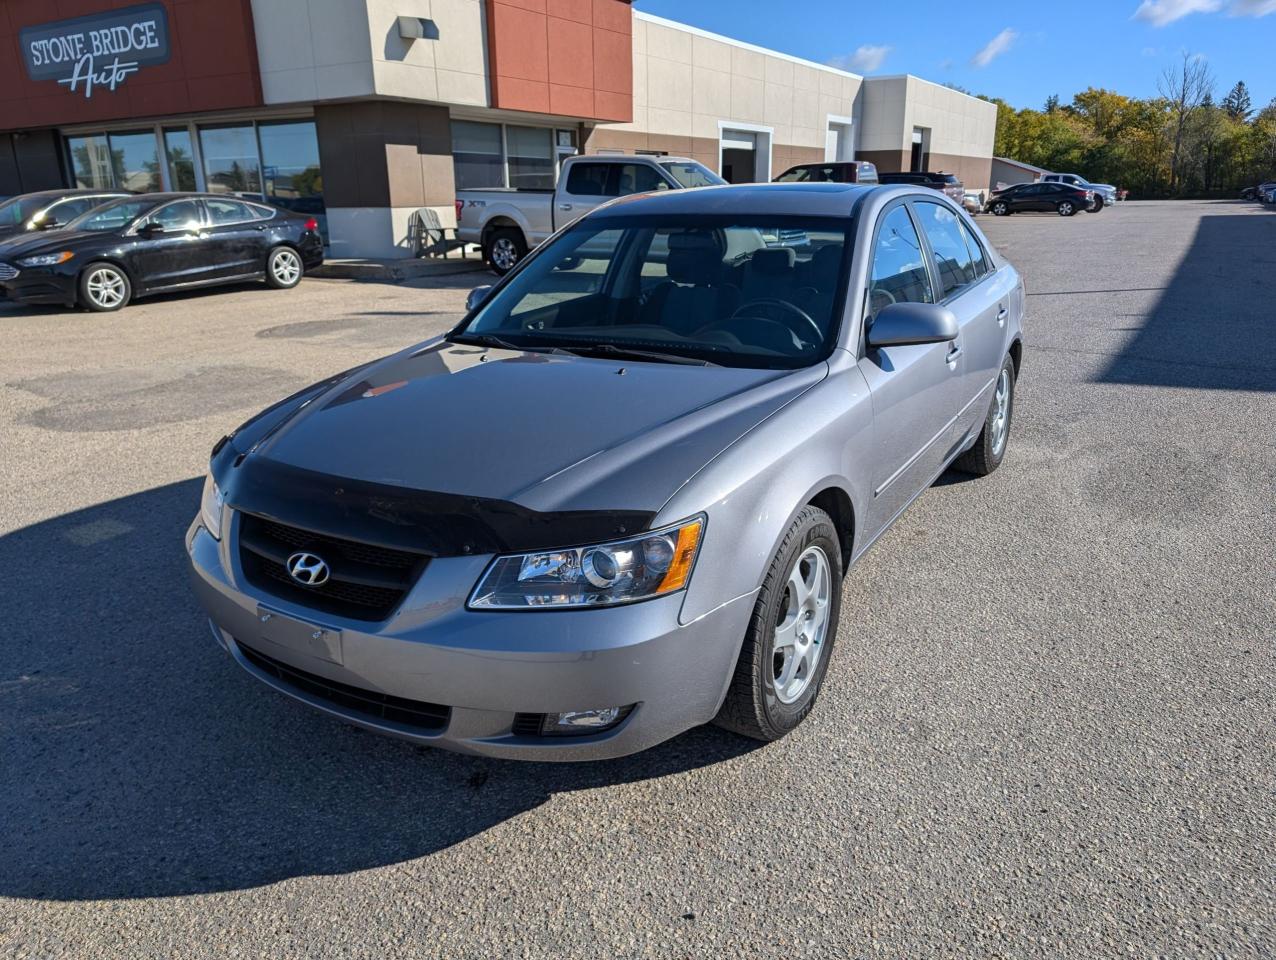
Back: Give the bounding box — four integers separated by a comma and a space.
108, 130, 162, 193
451, 120, 566, 191
199, 125, 263, 196
452, 120, 504, 189
163, 127, 197, 191
506, 125, 554, 190
67, 135, 114, 190
258, 120, 325, 242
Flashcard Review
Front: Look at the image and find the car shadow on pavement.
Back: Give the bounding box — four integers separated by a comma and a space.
1, 479, 758, 902
1096, 213, 1276, 391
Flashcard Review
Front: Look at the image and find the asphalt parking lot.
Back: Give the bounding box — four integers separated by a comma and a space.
2, 200, 1273, 958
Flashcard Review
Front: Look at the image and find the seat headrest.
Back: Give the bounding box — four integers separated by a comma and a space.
749, 248, 797, 275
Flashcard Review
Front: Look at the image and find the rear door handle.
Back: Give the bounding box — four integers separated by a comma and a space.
558, 203, 573, 211
946, 344, 962, 365
997, 305, 1008, 326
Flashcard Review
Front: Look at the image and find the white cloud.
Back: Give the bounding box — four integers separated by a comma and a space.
1132, 0, 1222, 25
1230, 0, 1276, 14
828, 44, 891, 73
971, 28, 1017, 67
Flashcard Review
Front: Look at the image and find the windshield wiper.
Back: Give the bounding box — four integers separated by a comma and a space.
551, 342, 719, 367
448, 333, 559, 354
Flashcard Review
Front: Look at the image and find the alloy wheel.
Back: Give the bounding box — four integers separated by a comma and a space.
771, 545, 832, 704
491, 238, 519, 271
271, 249, 301, 286
86, 268, 126, 309
991, 367, 1011, 455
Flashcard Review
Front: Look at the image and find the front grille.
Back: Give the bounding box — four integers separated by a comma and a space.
238, 513, 428, 621
0, 264, 18, 281
238, 641, 450, 731
512, 713, 546, 737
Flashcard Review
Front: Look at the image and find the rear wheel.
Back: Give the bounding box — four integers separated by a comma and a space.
1057, 200, 1076, 216
955, 353, 1016, 476
714, 505, 842, 742
79, 262, 131, 312
484, 227, 527, 276
991, 201, 1009, 216
265, 246, 303, 289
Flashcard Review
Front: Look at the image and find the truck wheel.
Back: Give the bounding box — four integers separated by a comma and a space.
484, 228, 526, 276
1087, 197, 1104, 213
714, 505, 842, 742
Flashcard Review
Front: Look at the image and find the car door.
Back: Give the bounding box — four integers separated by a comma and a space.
913, 200, 1009, 434
126, 198, 216, 290
858, 200, 967, 530
560, 161, 617, 229
202, 197, 270, 279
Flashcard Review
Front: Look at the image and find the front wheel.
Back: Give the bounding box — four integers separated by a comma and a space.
714, 505, 842, 742
79, 262, 131, 312
1087, 197, 1104, 213
265, 246, 303, 289
991, 201, 1009, 216
1057, 201, 1077, 216
954, 353, 1016, 476
484, 227, 527, 276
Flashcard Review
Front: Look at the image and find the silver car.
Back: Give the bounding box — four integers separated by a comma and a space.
188, 183, 1024, 760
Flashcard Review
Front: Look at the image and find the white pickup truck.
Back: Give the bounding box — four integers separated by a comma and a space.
456, 154, 724, 274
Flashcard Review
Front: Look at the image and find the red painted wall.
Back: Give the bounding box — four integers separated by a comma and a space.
0, 0, 263, 133
486, 0, 633, 123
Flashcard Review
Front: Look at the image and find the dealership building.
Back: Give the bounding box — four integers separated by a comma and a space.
0, 0, 998, 259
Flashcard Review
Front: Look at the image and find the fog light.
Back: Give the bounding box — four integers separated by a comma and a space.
541, 705, 630, 736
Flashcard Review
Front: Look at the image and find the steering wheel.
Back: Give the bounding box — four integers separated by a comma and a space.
712, 298, 823, 346
869, 286, 897, 318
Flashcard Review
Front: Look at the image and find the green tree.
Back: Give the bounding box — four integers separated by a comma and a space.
1221, 81, 1252, 121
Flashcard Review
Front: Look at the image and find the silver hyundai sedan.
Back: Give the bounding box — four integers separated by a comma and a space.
187, 183, 1024, 760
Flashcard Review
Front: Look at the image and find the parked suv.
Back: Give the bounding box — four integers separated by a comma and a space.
878, 171, 964, 204
1040, 173, 1116, 211
774, 161, 879, 184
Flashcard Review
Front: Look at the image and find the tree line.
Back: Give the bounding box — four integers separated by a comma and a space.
974, 55, 1276, 198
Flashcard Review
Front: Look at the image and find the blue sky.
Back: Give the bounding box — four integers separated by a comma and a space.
632, 0, 1276, 112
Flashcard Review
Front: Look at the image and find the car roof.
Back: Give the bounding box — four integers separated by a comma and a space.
599, 182, 893, 218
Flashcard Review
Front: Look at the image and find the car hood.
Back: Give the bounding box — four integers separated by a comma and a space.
0, 228, 96, 258
242, 339, 826, 515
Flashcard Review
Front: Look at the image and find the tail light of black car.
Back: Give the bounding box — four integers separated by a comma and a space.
304, 217, 319, 232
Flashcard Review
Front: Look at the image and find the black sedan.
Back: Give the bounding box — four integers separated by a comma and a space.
986, 181, 1094, 217
0, 193, 324, 312
0, 189, 130, 242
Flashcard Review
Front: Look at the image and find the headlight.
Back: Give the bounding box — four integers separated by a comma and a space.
200, 473, 225, 540
16, 251, 74, 267
469, 516, 704, 610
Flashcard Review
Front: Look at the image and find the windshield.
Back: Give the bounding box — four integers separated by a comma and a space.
0, 195, 49, 228
660, 162, 726, 189
68, 198, 158, 233
775, 167, 819, 183
455, 215, 852, 369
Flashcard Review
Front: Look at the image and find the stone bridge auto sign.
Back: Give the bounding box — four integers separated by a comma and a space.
20, 3, 171, 99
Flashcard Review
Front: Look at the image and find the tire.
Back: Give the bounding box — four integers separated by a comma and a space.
1087, 197, 1104, 213
78, 262, 131, 312
265, 246, 303, 289
954, 353, 1016, 477
991, 201, 1009, 216
1057, 201, 1076, 217
484, 227, 527, 276
714, 505, 842, 742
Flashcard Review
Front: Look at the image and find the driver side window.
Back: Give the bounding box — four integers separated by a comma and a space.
145, 199, 204, 231
868, 205, 933, 321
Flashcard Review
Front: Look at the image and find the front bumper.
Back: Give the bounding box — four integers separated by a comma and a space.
186, 518, 755, 761
0, 265, 77, 306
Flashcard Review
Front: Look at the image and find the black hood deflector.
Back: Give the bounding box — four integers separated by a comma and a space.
219, 454, 655, 557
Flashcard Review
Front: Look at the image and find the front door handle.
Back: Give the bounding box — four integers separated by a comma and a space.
997, 305, 1008, 326
558, 203, 573, 211
945, 344, 962, 365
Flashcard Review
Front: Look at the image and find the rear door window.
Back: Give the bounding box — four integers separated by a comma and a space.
565, 163, 614, 197
205, 198, 254, 225
914, 201, 977, 298
868, 205, 934, 321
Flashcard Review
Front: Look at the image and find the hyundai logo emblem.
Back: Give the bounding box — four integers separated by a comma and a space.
286, 552, 330, 586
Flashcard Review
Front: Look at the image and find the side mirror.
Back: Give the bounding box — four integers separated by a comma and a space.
34, 218, 60, 231
138, 222, 164, 238
867, 301, 958, 348
466, 285, 493, 312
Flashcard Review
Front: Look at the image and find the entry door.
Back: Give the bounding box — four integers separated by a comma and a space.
720, 130, 757, 183
858, 201, 967, 530
129, 199, 215, 290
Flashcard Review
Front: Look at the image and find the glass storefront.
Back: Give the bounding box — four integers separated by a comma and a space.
60, 117, 326, 242
452, 120, 574, 191
198, 125, 263, 196
506, 126, 554, 190
452, 120, 504, 189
